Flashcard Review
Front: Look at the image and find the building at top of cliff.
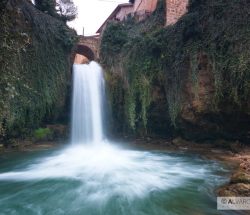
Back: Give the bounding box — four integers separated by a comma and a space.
165, 0, 189, 25
96, 0, 158, 34
132, 0, 158, 16
96, 0, 189, 34
96, 3, 133, 34
131, 0, 189, 25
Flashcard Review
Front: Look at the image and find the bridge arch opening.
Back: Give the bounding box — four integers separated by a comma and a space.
74, 45, 95, 64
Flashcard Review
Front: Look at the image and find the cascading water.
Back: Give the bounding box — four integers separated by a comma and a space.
0, 61, 232, 215
71, 62, 105, 144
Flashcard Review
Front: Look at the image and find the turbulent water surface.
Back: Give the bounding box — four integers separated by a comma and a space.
0, 144, 233, 215
0, 62, 236, 214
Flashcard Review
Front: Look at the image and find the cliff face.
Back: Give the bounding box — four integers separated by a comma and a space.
100, 0, 250, 142
0, 0, 76, 141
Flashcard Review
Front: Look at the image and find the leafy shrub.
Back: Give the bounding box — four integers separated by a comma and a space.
33, 128, 53, 141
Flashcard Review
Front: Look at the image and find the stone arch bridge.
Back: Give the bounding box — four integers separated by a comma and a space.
74, 35, 100, 63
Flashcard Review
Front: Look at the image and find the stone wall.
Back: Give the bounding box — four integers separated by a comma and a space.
166, 0, 189, 25
116, 5, 133, 21
132, 0, 189, 25
133, 0, 158, 13
78, 36, 100, 60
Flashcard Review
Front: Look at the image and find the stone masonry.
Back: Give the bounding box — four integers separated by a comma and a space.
165, 0, 189, 25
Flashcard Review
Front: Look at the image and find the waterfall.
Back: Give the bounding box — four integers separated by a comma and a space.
0, 62, 229, 215
71, 61, 105, 144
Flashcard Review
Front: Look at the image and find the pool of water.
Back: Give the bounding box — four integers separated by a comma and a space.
0, 144, 236, 215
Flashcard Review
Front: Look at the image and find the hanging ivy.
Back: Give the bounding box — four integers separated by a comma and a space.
100, 0, 250, 136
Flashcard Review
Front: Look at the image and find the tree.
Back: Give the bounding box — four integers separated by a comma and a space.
35, 0, 57, 17
35, 0, 77, 22
56, 0, 77, 22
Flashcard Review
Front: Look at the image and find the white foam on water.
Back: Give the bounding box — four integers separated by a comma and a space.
0, 62, 228, 206
0, 143, 217, 202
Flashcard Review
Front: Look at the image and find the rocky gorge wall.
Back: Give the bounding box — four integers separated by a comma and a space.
0, 0, 76, 143
100, 0, 250, 143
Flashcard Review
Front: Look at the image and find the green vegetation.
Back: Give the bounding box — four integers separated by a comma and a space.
33, 128, 53, 141
100, 0, 250, 136
35, 0, 57, 16
101, 0, 166, 134
0, 0, 77, 140
35, 0, 77, 22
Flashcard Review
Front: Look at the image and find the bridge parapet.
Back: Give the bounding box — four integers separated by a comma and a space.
77, 35, 100, 61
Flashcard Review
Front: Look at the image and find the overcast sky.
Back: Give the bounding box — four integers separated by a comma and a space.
68, 0, 128, 35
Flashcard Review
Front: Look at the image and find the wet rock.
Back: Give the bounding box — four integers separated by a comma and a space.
172, 137, 189, 147
217, 183, 250, 197
0, 144, 4, 152
214, 139, 230, 148
229, 141, 245, 154
213, 139, 245, 153
217, 150, 250, 197
231, 171, 250, 184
